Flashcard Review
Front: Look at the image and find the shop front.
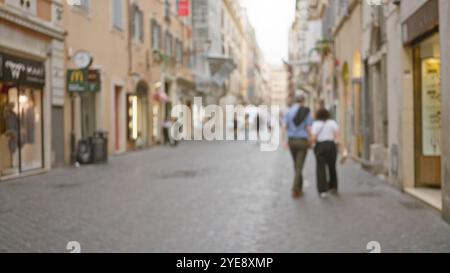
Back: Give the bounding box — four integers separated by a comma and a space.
412, 33, 441, 189
0, 53, 45, 179
402, 0, 442, 209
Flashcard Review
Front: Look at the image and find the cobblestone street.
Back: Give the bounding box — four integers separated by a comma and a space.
1, 142, 450, 253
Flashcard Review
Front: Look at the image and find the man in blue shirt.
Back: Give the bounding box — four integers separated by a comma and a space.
282, 93, 313, 198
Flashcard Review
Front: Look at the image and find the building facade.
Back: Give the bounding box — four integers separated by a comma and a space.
63, 0, 129, 161
242, 12, 264, 105
332, 0, 363, 160
397, 0, 447, 219
220, 0, 245, 106
269, 65, 289, 111
313, 0, 450, 223
0, 0, 65, 180
63, 0, 196, 165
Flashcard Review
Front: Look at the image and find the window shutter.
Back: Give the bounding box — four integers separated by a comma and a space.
139, 10, 144, 42
158, 25, 163, 50
151, 20, 156, 49
131, 4, 136, 38
113, 0, 123, 30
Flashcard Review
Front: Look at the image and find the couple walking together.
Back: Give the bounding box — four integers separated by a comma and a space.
283, 93, 340, 199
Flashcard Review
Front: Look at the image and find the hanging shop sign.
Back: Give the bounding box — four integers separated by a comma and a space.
0, 53, 45, 87
67, 69, 101, 92
178, 0, 190, 17
402, 0, 439, 45
67, 69, 87, 92
87, 69, 101, 92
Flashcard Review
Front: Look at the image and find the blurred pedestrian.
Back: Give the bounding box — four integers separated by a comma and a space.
311, 108, 340, 198
162, 118, 175, 146
282, 92, 313, 199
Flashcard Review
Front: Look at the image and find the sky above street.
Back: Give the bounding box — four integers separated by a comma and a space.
242, 0, 296, 65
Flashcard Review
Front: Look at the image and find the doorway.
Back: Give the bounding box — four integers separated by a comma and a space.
80, 92, 96, 139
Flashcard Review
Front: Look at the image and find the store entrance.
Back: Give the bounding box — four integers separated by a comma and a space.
0, 83, 43, 177
413, 33, 442, 188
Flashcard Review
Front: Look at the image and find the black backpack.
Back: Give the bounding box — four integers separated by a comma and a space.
293, 107, 310, 127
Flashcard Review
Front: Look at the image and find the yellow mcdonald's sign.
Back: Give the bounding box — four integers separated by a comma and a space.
67, 69, 101, 93
67, 69, 88, 92
70, 70, 85, 82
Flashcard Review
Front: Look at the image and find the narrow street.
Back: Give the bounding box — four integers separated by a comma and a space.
1, 142, 449, 253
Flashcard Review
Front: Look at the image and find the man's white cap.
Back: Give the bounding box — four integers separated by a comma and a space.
294, 91, 305, 101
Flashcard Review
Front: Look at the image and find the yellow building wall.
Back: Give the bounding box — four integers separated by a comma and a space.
63, 0, 129, 161
334, 3, 362, 151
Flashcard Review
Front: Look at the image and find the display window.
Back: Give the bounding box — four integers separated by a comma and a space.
127, 93, 148, 148
421, 57, 441, 156
413, 33, 442, 187
127, 82, 149, 149
0, 83, 43, 177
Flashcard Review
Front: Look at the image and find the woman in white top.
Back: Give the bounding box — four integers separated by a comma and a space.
311, 108, 340, 198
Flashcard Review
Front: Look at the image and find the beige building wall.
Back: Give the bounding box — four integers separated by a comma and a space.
269, 65, 288, 110
132, 0, 194, 144
333, 1, 362, 152
261, 63, 272, 105
63, 0, 194, 159
63, 0, 129, 160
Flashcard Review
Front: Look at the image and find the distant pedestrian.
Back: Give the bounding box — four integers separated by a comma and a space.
311, 108, 340, 198
282, 92, 313, 199
162, 118, 177, 146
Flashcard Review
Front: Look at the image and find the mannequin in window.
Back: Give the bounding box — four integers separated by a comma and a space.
4, 102, 18, 167
20, 92, 36, 145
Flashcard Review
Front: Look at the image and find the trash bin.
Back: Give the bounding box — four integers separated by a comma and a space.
91, 130, 108, 164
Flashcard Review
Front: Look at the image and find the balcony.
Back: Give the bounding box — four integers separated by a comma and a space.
308, 0, 329, 20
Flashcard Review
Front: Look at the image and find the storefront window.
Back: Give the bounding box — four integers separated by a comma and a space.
0, 83, 20, 176
137, 95, 148, 146
127, 82, 149, 148
153, 104, 160, 140
19, 87, 43, 172
0, 83, 43, 177
420, 34, 441, 156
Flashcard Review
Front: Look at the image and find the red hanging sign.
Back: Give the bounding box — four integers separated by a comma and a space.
178, 0, 190, 17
